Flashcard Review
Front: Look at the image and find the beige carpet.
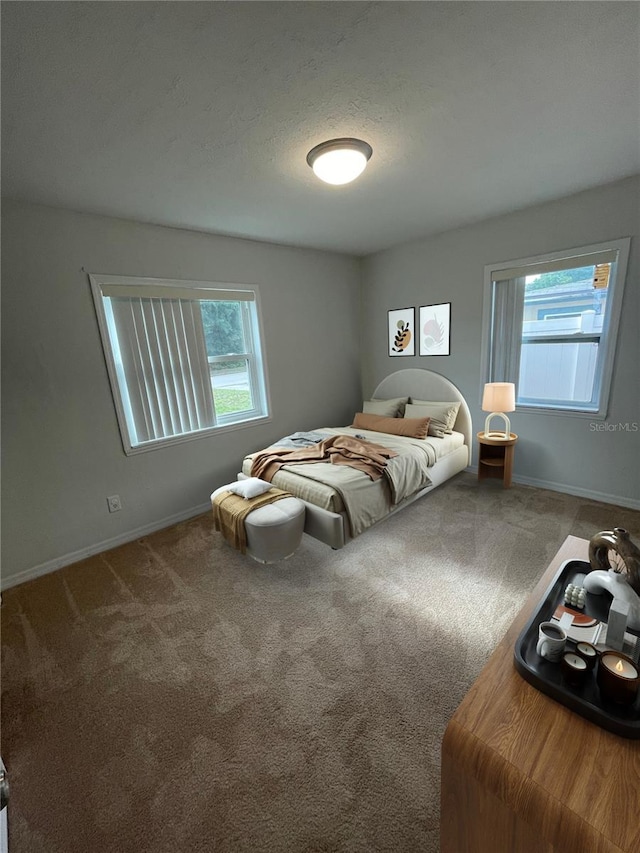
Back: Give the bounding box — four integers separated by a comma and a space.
2, 473, 639, 853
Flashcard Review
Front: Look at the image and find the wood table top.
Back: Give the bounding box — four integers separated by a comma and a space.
443, 535, 640, 853
476, 430, 518, 446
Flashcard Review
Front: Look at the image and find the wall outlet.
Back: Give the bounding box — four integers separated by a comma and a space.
107, 494, 122, 513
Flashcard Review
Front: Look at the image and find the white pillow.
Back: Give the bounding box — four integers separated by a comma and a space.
405, 401, 461, 438
225, 478, 273, 499
368, 396, 409, 417
363, 399, 402, 418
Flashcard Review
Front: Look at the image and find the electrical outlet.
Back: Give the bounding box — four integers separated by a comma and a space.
107, 494, 122, 513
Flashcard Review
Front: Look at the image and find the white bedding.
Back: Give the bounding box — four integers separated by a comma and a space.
428, 429, 465, 458
240, 369, 472, 548
242, 426, 465, 534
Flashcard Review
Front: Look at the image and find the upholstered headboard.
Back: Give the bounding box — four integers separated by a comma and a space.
371, 368, 473, 447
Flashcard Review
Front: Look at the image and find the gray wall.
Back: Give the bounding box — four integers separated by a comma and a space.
4, 177, 638, 588
361, 175, 640, 508
1, 200, 362, 586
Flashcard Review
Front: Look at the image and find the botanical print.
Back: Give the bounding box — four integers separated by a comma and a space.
388, 307, 415, 356
419, 303, 450, 356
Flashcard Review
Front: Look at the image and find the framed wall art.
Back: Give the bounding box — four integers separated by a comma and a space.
388, 307, 415, 356
419, 302, 451, 356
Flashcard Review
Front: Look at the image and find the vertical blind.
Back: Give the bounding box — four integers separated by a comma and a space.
487, 276, 525, 384
109, 296, 215, 444
482, 238, 629, 417
90, 273, 269, 453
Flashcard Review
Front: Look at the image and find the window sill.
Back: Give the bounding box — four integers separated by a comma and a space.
123, 414, 272, 455
515, 403, 605, 419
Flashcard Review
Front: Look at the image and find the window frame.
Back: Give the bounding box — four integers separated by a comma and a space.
205, 299, 267, 427
480, 238, 630, 419
90, 273, 271, 455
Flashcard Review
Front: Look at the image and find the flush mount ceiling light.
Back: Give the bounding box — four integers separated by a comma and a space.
306, 138, 373, 186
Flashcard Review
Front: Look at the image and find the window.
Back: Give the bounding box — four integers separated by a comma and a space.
90, 274, 270, 453
481, 239, 630, 416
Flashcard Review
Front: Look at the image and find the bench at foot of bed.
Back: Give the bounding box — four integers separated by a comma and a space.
211, 483, 306, 564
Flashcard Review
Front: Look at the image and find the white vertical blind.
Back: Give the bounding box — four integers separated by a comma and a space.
488, 277, 525, 383
89, 272, 270, 453
482, 238, 629, 416
109, 297, 215, 443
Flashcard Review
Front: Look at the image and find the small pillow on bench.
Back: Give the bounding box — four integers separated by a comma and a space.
225, 478, 273, 499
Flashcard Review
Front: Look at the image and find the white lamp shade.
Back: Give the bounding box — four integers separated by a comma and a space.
482, 382, 516, 413
306, 138, 373, 186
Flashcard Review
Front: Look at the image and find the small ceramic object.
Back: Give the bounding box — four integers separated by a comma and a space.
564, 583, 587, 609
589, 528, 640, 597
583, 571, 640, 631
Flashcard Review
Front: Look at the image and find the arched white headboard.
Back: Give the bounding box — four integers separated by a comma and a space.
372, 368, 473, 447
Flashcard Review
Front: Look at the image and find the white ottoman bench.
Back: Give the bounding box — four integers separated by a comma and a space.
211, 481, 305, 564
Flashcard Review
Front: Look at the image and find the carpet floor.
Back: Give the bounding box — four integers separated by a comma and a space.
2, 473, 639, 853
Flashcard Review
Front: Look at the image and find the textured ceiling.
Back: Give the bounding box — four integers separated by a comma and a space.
2, 2, 639, 255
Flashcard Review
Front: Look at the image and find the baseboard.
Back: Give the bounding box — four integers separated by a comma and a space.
511, 474, 640, 511
1, 501, 212, 591
466, 465, 640, 510
4, 472, 638, 592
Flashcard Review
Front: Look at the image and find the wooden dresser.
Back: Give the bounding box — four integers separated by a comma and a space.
441, 535, 640, 853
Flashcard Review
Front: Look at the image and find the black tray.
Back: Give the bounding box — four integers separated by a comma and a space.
513, 558, 640, 738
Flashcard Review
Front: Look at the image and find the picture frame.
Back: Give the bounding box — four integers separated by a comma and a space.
388, 307, 415, 356
419, 302, 451, 356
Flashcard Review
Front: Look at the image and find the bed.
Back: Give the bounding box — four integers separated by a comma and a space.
239, 368, 472, 549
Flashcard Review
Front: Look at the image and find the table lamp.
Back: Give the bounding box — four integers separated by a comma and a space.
482, 382, 515, 439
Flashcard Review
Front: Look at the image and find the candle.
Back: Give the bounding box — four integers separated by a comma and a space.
602, 655, 638, 679
597, 652, 640, 705
575, 642, 598, 670
561, 652, 588, 686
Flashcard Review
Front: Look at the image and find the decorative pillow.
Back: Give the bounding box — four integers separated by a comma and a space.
406, 401, 461, 438
371, 395, 409, 417
363, 399, 403, 418
225, 478, 273, 499
352, 412, 430, 439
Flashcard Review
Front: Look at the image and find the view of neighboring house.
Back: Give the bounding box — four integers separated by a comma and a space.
520, 269, 609, 404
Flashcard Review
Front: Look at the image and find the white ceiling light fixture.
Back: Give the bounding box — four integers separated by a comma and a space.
306, 138, 373, 186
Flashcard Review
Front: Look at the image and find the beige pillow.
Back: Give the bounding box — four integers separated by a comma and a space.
363, 399, 403, 418
405, 400, 461, 438
352, 412, 430, 439
371, 395, 409, 417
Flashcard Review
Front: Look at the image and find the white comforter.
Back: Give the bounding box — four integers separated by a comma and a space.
248, 426, 439, 537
